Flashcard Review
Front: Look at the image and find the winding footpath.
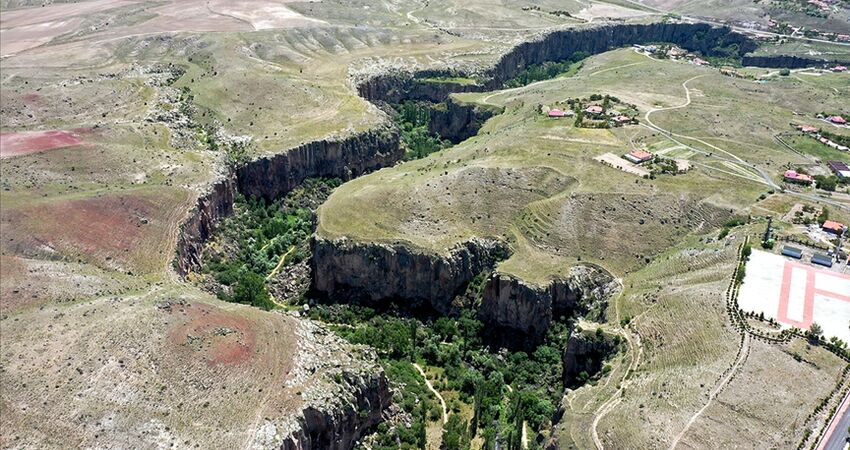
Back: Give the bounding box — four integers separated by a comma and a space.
413, 363, 448, 424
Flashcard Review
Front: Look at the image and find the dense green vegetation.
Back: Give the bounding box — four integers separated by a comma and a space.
201, 178, 341, 309
309, 299, 611, 450
393, 101, 451, 160
503, 52, 587, 88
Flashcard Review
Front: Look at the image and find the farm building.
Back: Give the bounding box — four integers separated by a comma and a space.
783, 170, 813, 184
548, 108, 567, 118
624, 149, 653, 164
585, 105, 603, 114
833, 65, 848, 72
613, 115, 632, 125
811, 253, 834, 268
829, 115, 847, 125
798, 125, 818, 133
822, 220, 846, 235
827, 161, 850, 179
781, 246, 803, 259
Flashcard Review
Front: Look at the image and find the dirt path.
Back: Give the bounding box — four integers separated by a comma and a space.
668, 333, 751, 449
414, 363, 448, 424
266, 245, 295, 280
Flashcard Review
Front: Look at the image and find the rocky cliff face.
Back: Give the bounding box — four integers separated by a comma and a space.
479, 266, 619, 342
562, 330, 620, 386
428, 99, 498, 144
311, 237, 509, 314
485, 22, 755, 86
175, 175, 237, 275
279, 371, 390, 450
175, 125, 402, 275
742, 54, 850, 68
237, 125, 402, 202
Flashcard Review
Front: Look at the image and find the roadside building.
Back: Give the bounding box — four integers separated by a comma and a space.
585, 105, 603, 115
548, 108, 567, 118
829, 116, 847, 125
833, 66, 848, 72
613, 115, 632, 125
781, 245, 803, 259
826, 161, 850, 179
811, 253, 834, 268
624, 149, 653, 164
693, 58, 709, 66
783, 169, 814, 184
798, 125, 818, 133
822, 220, 846, 235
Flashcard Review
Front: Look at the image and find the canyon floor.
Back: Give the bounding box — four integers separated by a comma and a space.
2, 0, 850, 449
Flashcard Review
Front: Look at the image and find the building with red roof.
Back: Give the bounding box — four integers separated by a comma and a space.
829, 116, 847, 125
783, 170, 814, 184
585, 105, 603, 115
798, 125, 818, 133
624, 149, 653, 164
613, 115, 632, 125
548, 108, 567, 118
822, 220, 846, 235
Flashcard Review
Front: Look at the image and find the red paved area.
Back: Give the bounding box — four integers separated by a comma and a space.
777, 260, 850, 329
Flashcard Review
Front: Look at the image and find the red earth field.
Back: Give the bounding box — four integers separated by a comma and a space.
0, 129, 85, 159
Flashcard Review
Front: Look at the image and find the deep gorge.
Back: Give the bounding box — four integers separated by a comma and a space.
173, 20, 835, 450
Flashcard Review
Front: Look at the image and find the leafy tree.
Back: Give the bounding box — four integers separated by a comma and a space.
233, 271, 274, 310
809, 322, 824, 343
442, 414, 471, 450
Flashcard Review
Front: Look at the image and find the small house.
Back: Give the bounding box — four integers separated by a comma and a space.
833, 66, 848, 72
829, 116, 847, 125
798, 125, 818, 133
826, 161, 850, 179
811, 253, 833, 268
613, 115, 632, 125
822, 220, 846, 235
624, 149, 653, 164
783, 170, 813, 184
782, 246, 803, 259
585, 105, 603, 115
548, 108, 567, 118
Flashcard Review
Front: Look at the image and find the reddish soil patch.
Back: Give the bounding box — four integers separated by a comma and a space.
0, 129, 85, 159
10, 193, 153, 268
167, 303, 257, 366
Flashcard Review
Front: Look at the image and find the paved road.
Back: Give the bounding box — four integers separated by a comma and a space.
819, 391, 850, 450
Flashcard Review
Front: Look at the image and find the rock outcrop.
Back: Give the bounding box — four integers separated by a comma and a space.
311, 237, 509, 314
562, 329, 621, 386
479, 266, 619, 342
254, 319, 392, 450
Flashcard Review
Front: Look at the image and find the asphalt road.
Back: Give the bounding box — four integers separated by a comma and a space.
819, 392, 850, 450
